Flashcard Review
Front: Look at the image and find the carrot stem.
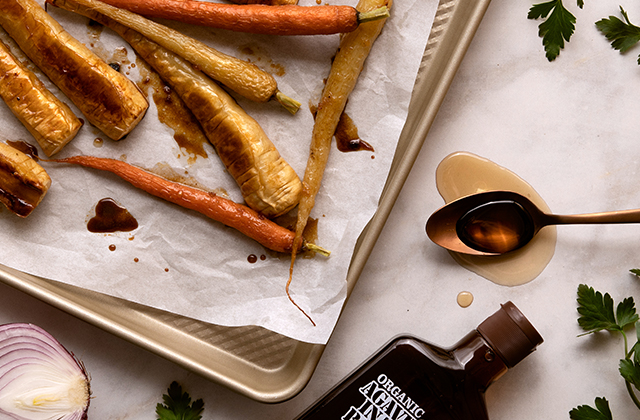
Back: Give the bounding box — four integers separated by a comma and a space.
276, 91, 302, 115
357, 6, 390, 24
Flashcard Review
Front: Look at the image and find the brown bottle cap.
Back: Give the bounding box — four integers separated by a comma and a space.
476, 301, 543, 368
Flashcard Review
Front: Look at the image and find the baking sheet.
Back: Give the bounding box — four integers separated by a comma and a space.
0, 0, 488, 402
0, 0, 435, 345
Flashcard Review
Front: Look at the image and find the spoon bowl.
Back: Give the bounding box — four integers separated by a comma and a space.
426, 190, 640, 256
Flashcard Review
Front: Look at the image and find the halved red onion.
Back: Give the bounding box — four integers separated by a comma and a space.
0, 323, 90, 420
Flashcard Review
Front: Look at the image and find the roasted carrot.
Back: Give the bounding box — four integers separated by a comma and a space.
228, 0, 297, 5
0, 0, 148, 141
50, 155, 328, 254
287, 0, 391, 320
68, 6, 303, 218
94, 0, 390, 36
48, 0, 300, 113
0, 39, 82, 157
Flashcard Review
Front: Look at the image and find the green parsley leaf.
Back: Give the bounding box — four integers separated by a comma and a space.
630, 268, 640, 277
617, 297, 640, 330
528, 0, 577, 61
576, 284, 638, 335
577, 284, 619, 333
620, 358, 640, 391
596, 7, 640, 61
569, 397, 613, 420
156, 382, 204, 420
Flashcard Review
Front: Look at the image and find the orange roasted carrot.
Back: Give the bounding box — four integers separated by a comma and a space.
50, 155, 328, 254
228, 0, 297, 4
96, 0, 389, 35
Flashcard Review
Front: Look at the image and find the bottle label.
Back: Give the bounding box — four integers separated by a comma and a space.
341, 373, 425, 420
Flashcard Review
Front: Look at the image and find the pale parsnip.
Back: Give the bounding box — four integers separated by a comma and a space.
48, 0, 300, 113
0, 40, 82, 156
68, 5, 303, 217
288, 0, 392, 322
0, 0, 148, 140
0, 142, 51, 217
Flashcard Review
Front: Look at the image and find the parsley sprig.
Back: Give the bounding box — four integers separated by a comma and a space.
570, 280, 640, 419
528, 1, 640, 64
156, 382, 205, 420
596, 7, 640, 64
528, 0, 578, 61
571, 397, 613, 420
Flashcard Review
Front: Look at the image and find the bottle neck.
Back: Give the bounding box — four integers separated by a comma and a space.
452, 331, 509, 390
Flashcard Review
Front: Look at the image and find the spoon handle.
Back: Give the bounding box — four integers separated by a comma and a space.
548, 209, 640, 225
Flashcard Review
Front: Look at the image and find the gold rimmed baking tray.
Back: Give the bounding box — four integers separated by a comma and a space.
0, 0, 490, 403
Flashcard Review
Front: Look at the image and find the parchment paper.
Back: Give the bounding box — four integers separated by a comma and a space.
0, 0, 436, 344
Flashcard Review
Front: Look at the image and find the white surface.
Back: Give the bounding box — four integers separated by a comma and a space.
2, 0, 640, 418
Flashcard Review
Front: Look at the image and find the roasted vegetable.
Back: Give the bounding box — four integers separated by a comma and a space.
94, 0, 390, 36
52, 155, 327, 254
288, 0, 391, 322
0, 39, 82, 156
57, 5, 302, 217
48, 0, 301, 113
0, 142, 51, 217
0, 0, 148, 140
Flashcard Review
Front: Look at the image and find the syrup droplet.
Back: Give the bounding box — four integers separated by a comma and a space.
456, 291, 474, 308
108, 244, 116, 251
247, 254, 258, 263
309, 105, 374, 153
87, 198, 138, 233
335, 112, 374, 153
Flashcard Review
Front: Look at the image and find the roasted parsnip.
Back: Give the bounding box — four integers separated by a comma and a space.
292, 0, 391, 250
0, 142, 51, 217
0, 0, 148, 140
0, 40, 82, 156
48, 0, 301, 113
74, 7, 302, 217
288, 0, 391, 321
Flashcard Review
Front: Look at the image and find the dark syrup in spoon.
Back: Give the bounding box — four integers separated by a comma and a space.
456, 200, 535, 254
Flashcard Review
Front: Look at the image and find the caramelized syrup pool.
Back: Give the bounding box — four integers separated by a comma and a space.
88, 198, 138, 233
435, 152, 556, 286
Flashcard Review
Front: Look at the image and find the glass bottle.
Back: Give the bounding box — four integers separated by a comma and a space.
294, 301, 543, 420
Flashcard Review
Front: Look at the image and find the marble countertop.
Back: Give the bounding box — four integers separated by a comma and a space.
2, 0, 640, 418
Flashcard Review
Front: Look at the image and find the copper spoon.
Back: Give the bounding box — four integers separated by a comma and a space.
426, 190, 640, 256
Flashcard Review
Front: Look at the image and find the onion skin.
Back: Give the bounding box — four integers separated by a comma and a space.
0, 323, 90, 420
